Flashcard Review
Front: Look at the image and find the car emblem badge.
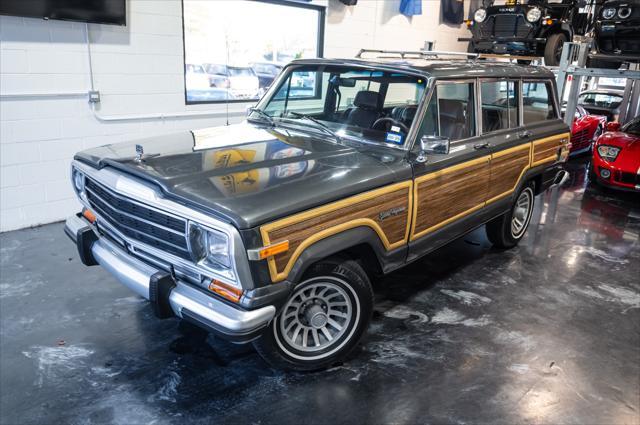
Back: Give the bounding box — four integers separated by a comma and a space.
379, 206, 407, 221
135, 144, 144, 163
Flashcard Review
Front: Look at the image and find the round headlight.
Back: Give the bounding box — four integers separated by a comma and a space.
602, 7, 616, 19
73, 170, 84, 193
526, 7, 542, 22
618, 7, 632, 19
474, 8, 487, 23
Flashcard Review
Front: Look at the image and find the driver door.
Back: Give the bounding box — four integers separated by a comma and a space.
408, 79, 491, 259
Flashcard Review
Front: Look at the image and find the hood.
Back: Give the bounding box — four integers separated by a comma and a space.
598, 131, 640, 150
75, 122, 409, 229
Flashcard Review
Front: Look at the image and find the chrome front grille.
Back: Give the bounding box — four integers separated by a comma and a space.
84, 178, 191, 260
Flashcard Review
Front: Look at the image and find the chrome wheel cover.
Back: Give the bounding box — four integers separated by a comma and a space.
511, 188, 533, 239
275, 277, 358, 361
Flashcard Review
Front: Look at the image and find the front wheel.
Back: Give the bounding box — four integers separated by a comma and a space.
253, 258, 373, 371
486, 182, 535, 249
544, 33, 567, 66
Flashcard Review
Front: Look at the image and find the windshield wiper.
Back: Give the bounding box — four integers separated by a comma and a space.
247, 107, 276, 127
286, 111, 342, 143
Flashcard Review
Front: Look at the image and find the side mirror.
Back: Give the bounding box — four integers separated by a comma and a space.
605, 122, 620, 132
417, 135, 450, 162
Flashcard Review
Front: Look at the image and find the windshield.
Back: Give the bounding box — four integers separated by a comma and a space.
578, 92, 623, 109
251, 64, 428, 148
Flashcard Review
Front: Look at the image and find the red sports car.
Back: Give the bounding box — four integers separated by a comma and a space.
590, 116, 640, 191
567, 105, 607, 154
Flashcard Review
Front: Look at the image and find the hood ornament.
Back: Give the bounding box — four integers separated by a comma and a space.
135, 144, 144, 163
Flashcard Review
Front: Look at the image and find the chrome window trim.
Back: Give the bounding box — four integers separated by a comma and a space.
72, 160, 255, 290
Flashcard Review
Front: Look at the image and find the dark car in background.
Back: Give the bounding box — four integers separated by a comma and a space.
250, 62, 283, 91
461, 0, 593, 66
592, 0, 640, 68
578, 89, 624, 121
203, 64, 260, 99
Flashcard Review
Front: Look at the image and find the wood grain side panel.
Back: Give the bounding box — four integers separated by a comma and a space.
533, 134, 567, 165
412, 157, 490, 238
487, 145, 531, 201
261, 182, 412, 282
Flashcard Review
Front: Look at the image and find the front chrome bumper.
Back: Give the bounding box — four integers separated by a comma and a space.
65, 214, 276, 343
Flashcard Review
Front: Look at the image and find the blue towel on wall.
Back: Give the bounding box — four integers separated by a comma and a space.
400, 0, 422, 16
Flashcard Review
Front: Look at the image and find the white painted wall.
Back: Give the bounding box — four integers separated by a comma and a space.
0, 0, 469, 232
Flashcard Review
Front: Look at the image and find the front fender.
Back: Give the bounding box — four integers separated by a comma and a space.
285, 226, 390, 284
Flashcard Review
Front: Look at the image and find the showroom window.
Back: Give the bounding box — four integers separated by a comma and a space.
417, 82, 476, 142
522, 81, 557, 124
182, 0, 325, 104
481, 80, 519, 133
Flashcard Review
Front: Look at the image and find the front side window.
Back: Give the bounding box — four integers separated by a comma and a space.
417, 82, 476, 142
522, 81, 557, 124
481, 80, 519, 132
253, 65, 428, 147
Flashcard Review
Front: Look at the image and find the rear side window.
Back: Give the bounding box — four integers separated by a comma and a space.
417, 82, 476, 142
481, 80, 519, 132
523, 81, 557, 124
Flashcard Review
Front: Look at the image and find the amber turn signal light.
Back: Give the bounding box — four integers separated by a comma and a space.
208, 279, 243, 302
247, 240, 290, 261
82, 208, 96, 223
258, 240, 290, 260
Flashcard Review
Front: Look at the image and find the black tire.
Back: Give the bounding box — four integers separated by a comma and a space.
486, 181, 535, 249
544, 33, 567, 66
253, 257, 373, 371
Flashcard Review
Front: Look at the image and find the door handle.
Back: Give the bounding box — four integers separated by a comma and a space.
518, 130, 533, 139
474, 143, 491, 150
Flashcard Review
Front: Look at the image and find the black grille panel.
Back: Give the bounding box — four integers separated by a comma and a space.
85, 178, 190, 259
494, 14, 518, 37
617, 171, 639, 185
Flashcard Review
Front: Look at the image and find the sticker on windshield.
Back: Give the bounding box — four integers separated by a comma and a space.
385, 132, 403, 145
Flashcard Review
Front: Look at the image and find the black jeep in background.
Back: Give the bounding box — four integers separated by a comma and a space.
461, 0, 594, 66
592, 0, 640, 68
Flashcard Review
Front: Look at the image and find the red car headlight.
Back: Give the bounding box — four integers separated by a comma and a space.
597, 145, 621, 162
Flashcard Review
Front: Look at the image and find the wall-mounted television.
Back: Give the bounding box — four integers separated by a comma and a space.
0, 0, 126, 26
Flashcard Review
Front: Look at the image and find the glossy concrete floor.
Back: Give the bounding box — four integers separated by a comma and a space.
1, 159, 639, 425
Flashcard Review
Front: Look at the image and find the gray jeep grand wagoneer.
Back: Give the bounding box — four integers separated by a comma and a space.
66, 52, 569, 370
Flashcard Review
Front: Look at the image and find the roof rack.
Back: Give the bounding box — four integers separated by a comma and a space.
355, 49, 479, 59
355, 48, 543, 64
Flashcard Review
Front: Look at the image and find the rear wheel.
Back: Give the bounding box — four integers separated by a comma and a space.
544, 33, 567, 66
253, 258, 373, 371
486, 182, 535, 249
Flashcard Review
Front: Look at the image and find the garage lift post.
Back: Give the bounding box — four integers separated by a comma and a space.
556, 42, 640, 127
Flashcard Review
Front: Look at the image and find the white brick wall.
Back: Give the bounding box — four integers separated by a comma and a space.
0, 0, 469, 232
